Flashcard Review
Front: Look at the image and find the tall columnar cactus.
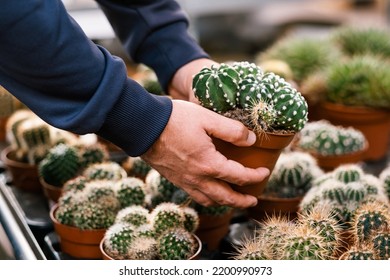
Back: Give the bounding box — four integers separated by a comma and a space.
192, 62, 308, 133
82, 161, 127, 181
114, 177, 146, 208
103, 222, 137, 259
38, 143, 81, 186
265, 151, 323, 198
150, 202, 186, 235
157, 227, 198, 260
297, 120, 367, 156
115, 205, 150, 227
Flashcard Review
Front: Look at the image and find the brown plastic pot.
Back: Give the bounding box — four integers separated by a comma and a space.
39, 177, 63, 203
247, 195, 303, 222
213, 132, 296, 198
0, 145, 43, 192
50, 204, 106, 259
318, 102, 390, 161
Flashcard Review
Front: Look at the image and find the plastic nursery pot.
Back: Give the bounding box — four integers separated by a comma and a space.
39, 177, 63, 203
99, 234, 202, 260
318, 102, 390, 161
0, 145, 43, 192
50, 204, 106, 259
213, 132, 296, 198
247, 195, 303, 223
195, 209, 234, 252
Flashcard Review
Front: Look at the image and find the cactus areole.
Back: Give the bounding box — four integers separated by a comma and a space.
192, 62, 308, 197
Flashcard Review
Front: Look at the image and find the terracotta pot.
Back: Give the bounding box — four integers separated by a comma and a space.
0, 145, 42, 192
99, 234, 202, 260
50, 204, 106, 259
213, 132, 296, 198
0, 116, 7, 141
39, 177, 63, 203
318, 102, 390, 161
195, 210, 234, 251
247, 195, 303, 222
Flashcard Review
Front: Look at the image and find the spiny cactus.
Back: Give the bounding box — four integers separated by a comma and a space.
157, 227, 198, 260
145, 169, 178, 206
379, 166, 390, 199
371, 231, 390, 260
149, 202, 185, 235
62, 175, 88, 193
83, 180, 121, 211
192, 62, 308, 133
265, 151, 323, 198
232, 237, 272, 260
339, 243, 376, 260
194, 203, 231, 216
82, 161, 127, 181
182, 206, 199, 233
38, 143, 81, 186
333, 164, 364, 183
72, 201, 116, 230
350, 200, 390, 244
127, 236, 158, 260
114, 177, 146, 208
122, 156, 152, 180
103, 222, 137, 259
77, 142, 109, 168
296, 120, 367, 156
279, 226, 330, 260
115, 205, 150, 227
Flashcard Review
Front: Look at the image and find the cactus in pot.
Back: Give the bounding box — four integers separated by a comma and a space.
157, 227, 199, 260
114, 177, 147, 208
192, 61, 308, 197
82, 161, 127, 181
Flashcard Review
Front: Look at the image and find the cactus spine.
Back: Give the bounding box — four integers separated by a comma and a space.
157, 227, 198, 260
114, 177, 146, 208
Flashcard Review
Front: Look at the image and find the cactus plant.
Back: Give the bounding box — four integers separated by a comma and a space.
115, 205, 150, 227
192, 62, 308, 133
38, 143, 81, 187
149, 202, 186, 235
296, 120, 367, 157
379, 165, 390, 199
62, 175, 88, 193
77, 142, 109, 168
82, 161, 127, 181
339, 243, 377, 260
145, 169, 179, 207
114, 177, 147, 208
371, 231, 390, 260
157, 227, 198, 260
127, 236, 158, 260
231, 237, 272, 260
122, 156, 152, 180
103, 222, 137, 259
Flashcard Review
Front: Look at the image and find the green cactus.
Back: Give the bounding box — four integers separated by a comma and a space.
115, 205, 150, 227
279, 226, 330, 260
297, 120, 367, 156
38, 143, 81, 186
265, 151, 323, 198
127, 236, 158, 260
350, 201, 390, 244
62, 175, 88, 193
157, 227, 198, 260
379, 166, 390, 199
231, 61, 263, 79
182, 206, 199, 233
77, 142, 109, 168
232, 237, 271, 260
123, 156, 152, 180
145, 169, 178, 206
150, 202, 185, 235
114, 177, 146, 208
192, 63, 240, 113
372, 231, 390, 260
103, 222, 137, 259
72, 201, 116, 230
194, 203, 231, 216
339, 244, 376, 260
83, 180, 121, 211
333, 164, 365, 183
82, 161, 127, 181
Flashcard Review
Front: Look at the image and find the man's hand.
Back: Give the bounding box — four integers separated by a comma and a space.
141, 100, 270, 208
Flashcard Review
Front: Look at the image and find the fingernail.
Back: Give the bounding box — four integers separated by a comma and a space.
250, 196, 258, 207
247, 131, 256, 145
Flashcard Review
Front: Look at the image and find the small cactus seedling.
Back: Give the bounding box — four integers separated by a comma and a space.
157, 227, 198, 260
115, 205, 150, 227
114, 177, 147, 208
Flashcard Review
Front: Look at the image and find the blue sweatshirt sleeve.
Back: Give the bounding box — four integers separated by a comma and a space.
0, 0, 206, 156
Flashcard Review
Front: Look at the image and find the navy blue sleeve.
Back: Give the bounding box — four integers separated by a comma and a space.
96, 0, 210, 91
0, 0, 187, 156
